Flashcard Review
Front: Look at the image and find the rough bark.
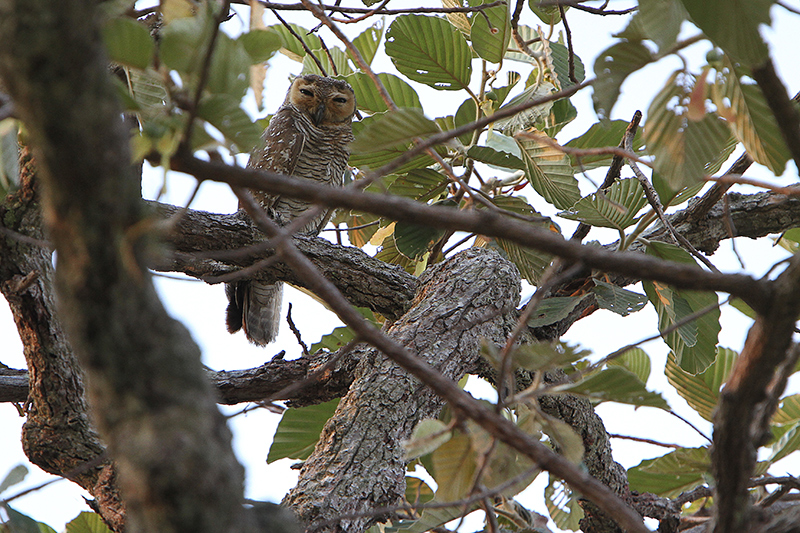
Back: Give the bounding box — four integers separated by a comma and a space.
712, 255, 800, 533
0, 1, 248, 532
154, 202, 417, 321
283, 248, 520, 532
0, 151, 123, 529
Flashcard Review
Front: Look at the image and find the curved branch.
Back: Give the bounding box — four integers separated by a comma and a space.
172, 154, 773, 311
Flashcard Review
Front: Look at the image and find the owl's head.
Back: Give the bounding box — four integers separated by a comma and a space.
287, 75, 356, 127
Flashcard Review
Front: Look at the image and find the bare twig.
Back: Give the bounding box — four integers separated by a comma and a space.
286, 303, 310, 356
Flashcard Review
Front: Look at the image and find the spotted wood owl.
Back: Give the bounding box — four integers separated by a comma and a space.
226, 75, 356, 345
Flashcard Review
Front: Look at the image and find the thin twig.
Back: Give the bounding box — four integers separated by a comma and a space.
270, 8, 328, 75
624, 130, 721, 272
556, 2, 577, 84
286, 302, 310, 356
608, 434, 681, 449
571, 111, 641, 242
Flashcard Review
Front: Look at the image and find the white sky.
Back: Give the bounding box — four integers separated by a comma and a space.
2, 2, 800, 531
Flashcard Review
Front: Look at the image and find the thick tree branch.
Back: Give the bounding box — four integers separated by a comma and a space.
712, 256, 800, 533
172, 154, 773, 311
0, 1, 251, 531
3, 189, 800, 408
0, 156, 123, 528
285, 248, 521, 531
223, 184, 650, 533
152, 202, 416, 321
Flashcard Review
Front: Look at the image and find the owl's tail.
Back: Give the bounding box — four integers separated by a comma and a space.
225, 281, 283, 346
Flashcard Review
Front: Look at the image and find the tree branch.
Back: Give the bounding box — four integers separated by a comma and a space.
171, 154, 773, 312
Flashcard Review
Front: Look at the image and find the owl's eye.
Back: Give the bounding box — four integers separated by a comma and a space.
299, 88, 313, 97
333, 97, 348, 104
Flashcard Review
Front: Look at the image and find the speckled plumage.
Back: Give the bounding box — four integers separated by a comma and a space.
226, 75, 356, 346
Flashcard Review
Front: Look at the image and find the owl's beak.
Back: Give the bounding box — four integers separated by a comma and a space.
312, 102, 326, 125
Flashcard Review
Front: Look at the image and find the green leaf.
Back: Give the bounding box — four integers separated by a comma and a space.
351, 108, 440, 154
480, 195, 554, 285
267, 399, 340, 463
390, 502, 479, 533
0, 465, 27, 494
665, 347, 738, 421
644, 242, 721, 374
387, 168, 449, 202
540, 96, 578, 138
350, 20, 384, 66
404, 477, 435, 507
627, 446, 710, 497
65, 512, 112, 533
127, 68, 169, 119
631, 0, 687, 51
529, 1, 564, 25
526, 297, 583, 328
544, 475, 584, 531
487, 72, 522, 108
349, 118, 437, 173
540, 413, 584, 464
333, 210, 381, 248
485, 131, 522, 160
205, 33, 252, 98
646, 71, 731, 190
470, 1, 510, 64
102, 17, 154, 70
555, 367, 670, 408
467, 145, 525, 171
608, 347, 652, 384
344, 72, 422, 114
267, 23, 321, 62
564, 120, 645, 171
159, 14, 213, 74
309, 325, 355, 354
592, 279, 649, 317
729, 297, 757, 320
405, 420, 452, 460
0, 119, 20, 195
394, 219, 445, 260
652, 171, 706, 209
375, 225, 418, 274
3, 506, 56, 533
768, 422, 800, 463
238, 29, 282, 63
702, 135, 739, 176
548, 41, 586, 89
385, 15, 473, 90
516, 133, 580, 210
302, 47, 352, 77
679, 0, 773, 66
773, 394, 800, 425
559, 177, 648, 231
593, 41, 654, 119
498, 341, 590, 372
712, 60, 791, 175
430, 432, 477, 501
494, 82, 558, 136
776, 227, 800, 254
505, 26, 585, 90
196, 94, 262, 153
454, 97, 480, 144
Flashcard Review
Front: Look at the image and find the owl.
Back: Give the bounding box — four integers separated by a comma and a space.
225, 74, 356, 345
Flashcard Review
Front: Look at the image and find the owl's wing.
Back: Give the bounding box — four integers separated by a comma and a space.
248, 108, 306, 211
